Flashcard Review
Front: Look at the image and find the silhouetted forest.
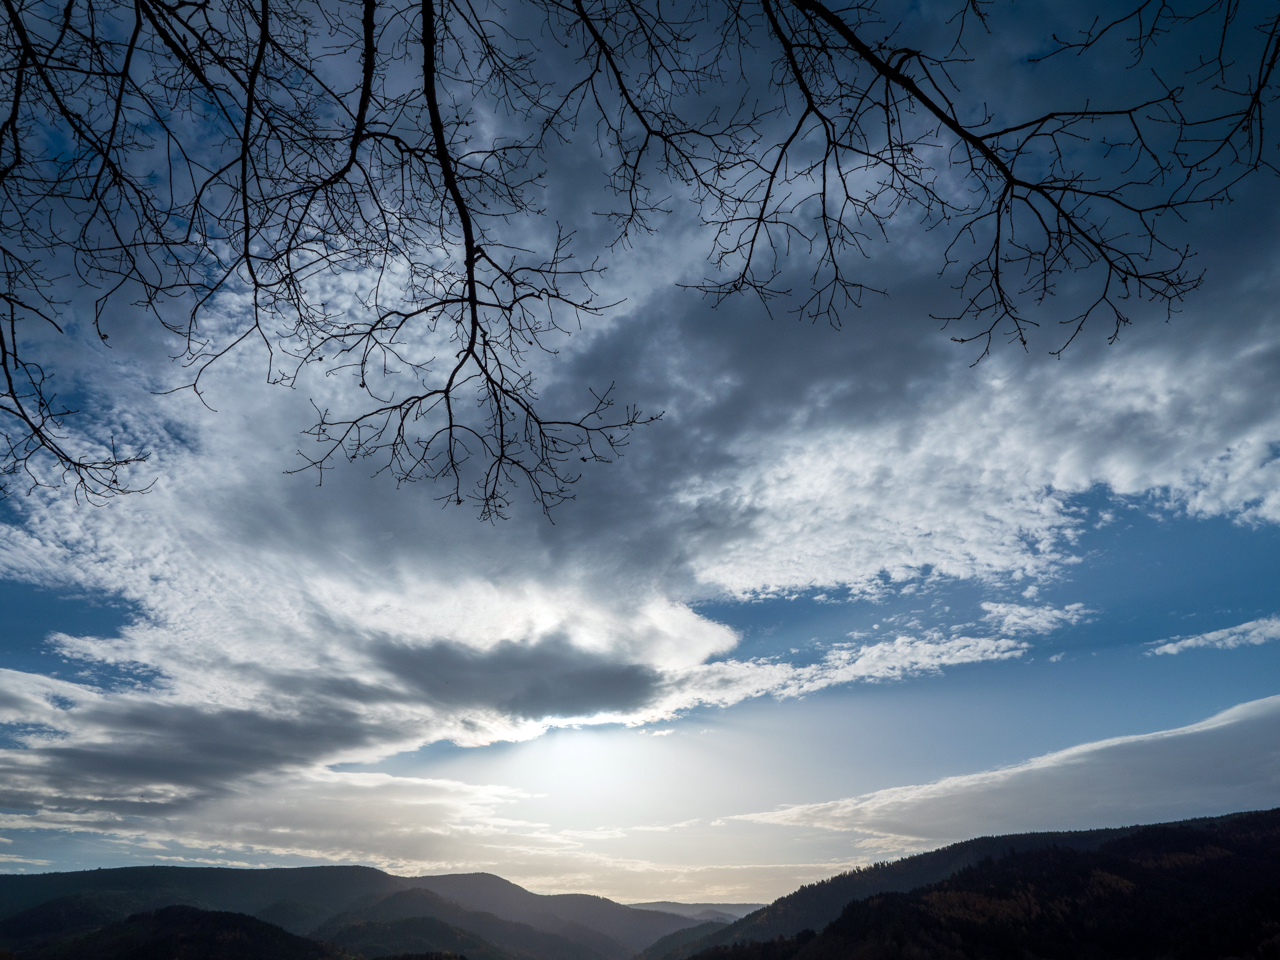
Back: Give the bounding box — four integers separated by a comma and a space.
0, 904, 474, 960
681, 809, 1280, 960
686, 931, 818, 960
661, 824, 1145, 960
6, 904, 345, 959
0, 868, 699, 959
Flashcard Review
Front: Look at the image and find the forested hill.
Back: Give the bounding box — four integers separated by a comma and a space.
651, 825, 1142, 960
683, 806, 1280, 960
657, 810, 1280, 960
0, 865, 404, 925
10, 904, 351, 960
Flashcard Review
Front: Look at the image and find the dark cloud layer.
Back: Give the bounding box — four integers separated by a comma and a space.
374, 636, 662, 719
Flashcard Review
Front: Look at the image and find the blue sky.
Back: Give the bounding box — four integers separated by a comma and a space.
1, 0, 1279, 905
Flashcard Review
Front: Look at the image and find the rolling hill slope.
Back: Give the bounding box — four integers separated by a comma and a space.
321, 914, 511, 960
651, 820, 1238, 960
0, 865, 404, 928
0, 865, 696, 958
409, 874, 694, 953
313, 887, 613, 960
18, 904, 348, 960
684, 807, 1280, 960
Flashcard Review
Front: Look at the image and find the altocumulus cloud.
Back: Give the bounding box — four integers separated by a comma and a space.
673, 321, 1280, 597
979, 602, 1093, 636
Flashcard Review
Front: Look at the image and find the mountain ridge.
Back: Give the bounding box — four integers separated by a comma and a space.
628, 905, 762, 923
312, 887, 618, 960
647, 809, 1280, 960
408, 875, 693, 953
681, 807, 1280, 960
4, 807, 1279, 960
0, 866, 697, 959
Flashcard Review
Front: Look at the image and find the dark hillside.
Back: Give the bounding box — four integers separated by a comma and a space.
689, 807, 1280, 960
17, 904, 346, 960
654, 824, 1145, 960
685, 931, 817, 960
0, 891, 209, 955
409, 875, 693, 953
0, 865, 404, 923
0, 865, 684, 956
322, 914, 513, 960
314, 887, 610, 960
635, 921, 729, 960
255, 898, 337, 934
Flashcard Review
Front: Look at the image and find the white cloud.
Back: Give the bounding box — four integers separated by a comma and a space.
732, 694, 1280, 844
650, 635, 1029, 716
675, 323, 1280, 596
980, 602, 1092, 635
0, 168, 1279, 894
1148, 616, 1280, 656
0, 854, 52, 865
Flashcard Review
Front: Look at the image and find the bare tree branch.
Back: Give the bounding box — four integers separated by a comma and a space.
0, 0, 1272, 510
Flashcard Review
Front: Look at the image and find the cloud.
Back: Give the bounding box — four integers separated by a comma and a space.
980, 602, 1092, 635
650, 635, 1029, 716
1148, 616, 1280, 656
0, 760, 861, 898
670, 318, 1280, 597
0, 117, 1279, 892
0, 768, 535, 874
732, 695, 1280, 844
0, 854, 52, 865
0, 615, 1028, 893
0, 630, 1026, 820
1, 270, 1278, 889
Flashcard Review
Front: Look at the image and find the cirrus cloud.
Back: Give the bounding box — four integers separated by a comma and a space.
731, 695, 1280, 846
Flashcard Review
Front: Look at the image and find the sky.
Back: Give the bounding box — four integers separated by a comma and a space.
1, 0, 1280, 906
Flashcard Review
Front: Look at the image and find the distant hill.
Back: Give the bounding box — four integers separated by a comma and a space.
629, 905, 763, 923
313, 887, 613, 960
685, 806, 1280, 960
0, 865, 405, 930
411, 875, 693, 953
0, 865, 697, 959
322, 914, 513, 960
0, 870, 701, 957
634, 920, 729, 960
